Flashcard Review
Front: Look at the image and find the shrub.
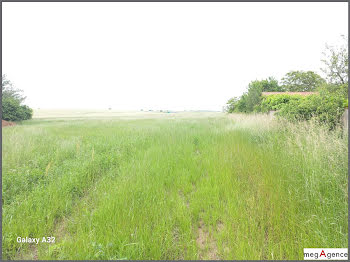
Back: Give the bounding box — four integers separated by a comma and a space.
2, 97, 33, 121
277, 94, 345, 129
2, 75, 33, 122
260, 94, 303, 113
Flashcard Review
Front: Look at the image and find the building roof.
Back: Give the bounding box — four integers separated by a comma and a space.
262, 92, 318, 96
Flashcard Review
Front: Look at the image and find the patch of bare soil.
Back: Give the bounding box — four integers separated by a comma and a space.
2, 120, 16, 127
54, 217, 69, 241
196, 219, 219, 260
217, 221, 224, 232
14, 244, 38, 260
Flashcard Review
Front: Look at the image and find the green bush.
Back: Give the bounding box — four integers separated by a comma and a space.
260, 94, 303, 112
258, 83, 347, 129
2, 97, 33, 121
2, 75, 33, 122
277, 94, 345, 129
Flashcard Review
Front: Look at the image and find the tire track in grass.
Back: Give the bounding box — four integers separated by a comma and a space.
196, 219, 220, 260
174, 134, 220, 260
188, 135, 222, 260
40, 151, 143, 260
14, 123, 158, 259
39, 134, 167, 259
191, 128, 256, 260
13, 140, 141, 259
15, 168, 115, 260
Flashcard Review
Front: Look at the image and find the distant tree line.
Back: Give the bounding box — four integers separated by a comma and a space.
2, 75, 33, 121
225, 35, 348, 129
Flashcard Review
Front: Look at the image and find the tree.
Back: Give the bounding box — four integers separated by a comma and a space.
317, 82, 348, 99
281, 71, 326, 92
245, 81, 263, 112
226, 77, 284, 113
321, 35, 348, 85
245, 77, 283, 112
2, 75, 26, 103
2, 75, 33, 121
225, 97, 239, 113
256, 77, 284, 92
236, 93, 249, 113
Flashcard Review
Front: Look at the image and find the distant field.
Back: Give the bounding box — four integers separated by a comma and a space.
2, 112, 348, 260
32, 109, 222, 119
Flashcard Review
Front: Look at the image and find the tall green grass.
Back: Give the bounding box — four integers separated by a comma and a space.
2, 113, 347, 260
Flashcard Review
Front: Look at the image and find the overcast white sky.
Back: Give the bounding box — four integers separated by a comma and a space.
2, 2, 348, 111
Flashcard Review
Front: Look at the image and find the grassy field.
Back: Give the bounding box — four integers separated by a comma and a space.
2, 111, 348, 260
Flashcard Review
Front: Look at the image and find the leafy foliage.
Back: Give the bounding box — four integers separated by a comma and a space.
253, 77, 283, 92
2, 75, 26, 103
244, 80, 264, 112
281, 71, 325, 92
2, 97, 33, 121
225, 77, 283, 113
226, 35, 348, 130
225, 97, 239, 113
260, 94, 303, 112
317, 82, 348, 100
259, 82, 347, 129
2, 75, 33, 121
277, 93, 346, 129
321, 35, 348, 85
